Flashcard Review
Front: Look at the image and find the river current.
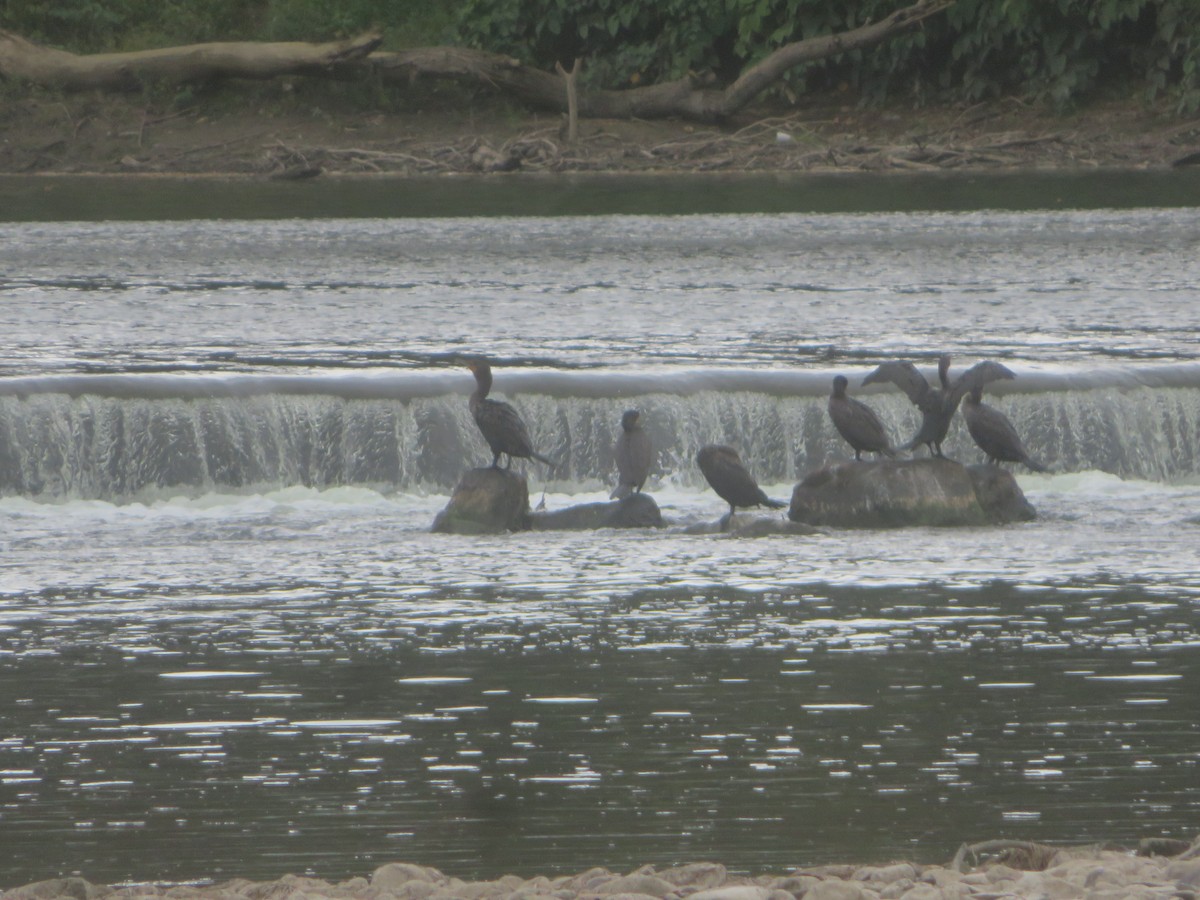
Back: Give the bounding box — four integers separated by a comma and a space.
1, 207, 1199, 886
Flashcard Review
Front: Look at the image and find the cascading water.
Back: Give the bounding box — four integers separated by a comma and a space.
4, 207, 1200, 888
3, 367, 1198, 499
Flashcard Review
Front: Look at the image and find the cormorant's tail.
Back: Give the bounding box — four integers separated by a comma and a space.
533, 452, 557, 472
761, 496, 787, 510
1023, 456, 1049, 473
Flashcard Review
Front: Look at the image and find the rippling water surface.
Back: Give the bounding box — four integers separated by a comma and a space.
1, 205, 1199, 886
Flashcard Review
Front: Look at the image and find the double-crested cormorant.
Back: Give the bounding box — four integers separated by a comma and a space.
862, 355, 1014, 458
611, 409, 653, 499
697, 444, 785, 527
828, 374, 895, 461
963, 385, 1047, 472
467, 361, 555, 471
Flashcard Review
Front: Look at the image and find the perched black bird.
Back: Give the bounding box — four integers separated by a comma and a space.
862, 355, 1014, 458
467, 361, 555, 471
962, 385, 1048, 472
828, 374, 895, 461
611, 409, 653, 499
696, 444, 785, 528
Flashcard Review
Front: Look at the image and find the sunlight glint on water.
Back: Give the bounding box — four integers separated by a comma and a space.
1, 208, 1199, 885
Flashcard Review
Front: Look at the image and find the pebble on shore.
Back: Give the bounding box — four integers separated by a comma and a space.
4, 841, 1200, 900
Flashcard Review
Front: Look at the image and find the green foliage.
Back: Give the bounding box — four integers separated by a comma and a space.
261, 0, 457, 46
452, 0, 741, 88
939, 0, 1200, 112
0, 0, 264, 50
0, 0, 455, 52
453, 0, 1200, 111
4, 0, 1197, 114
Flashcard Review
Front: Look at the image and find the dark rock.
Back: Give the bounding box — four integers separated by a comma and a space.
788, 458, 1036, 528
431, 467, 531, 534
1138, 836, 1194, 857
269, 165, 322, 181
965, 463, 1037, 523
531, 492, 663, 530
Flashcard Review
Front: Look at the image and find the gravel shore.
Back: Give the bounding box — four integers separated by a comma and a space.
5, 843, 1200, 900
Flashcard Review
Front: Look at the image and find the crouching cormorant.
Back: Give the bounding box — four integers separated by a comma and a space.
963, 385, 1047, 472
828, 374, 895, 460
467, 361, 555, 471
697, 444, 785, 528
862, 355, 1014, 458
611, 409, 653, 499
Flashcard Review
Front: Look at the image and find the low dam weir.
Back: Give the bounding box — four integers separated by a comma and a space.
2, 364, 1197, 500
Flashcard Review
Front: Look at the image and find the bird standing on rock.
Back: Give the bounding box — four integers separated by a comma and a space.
862, 355, 1015, 458
696, 444, 785, 529
466, 361, 555, 471
962, 385, 1048, 472
828, 374, 895, 461
611, 409, 653, 499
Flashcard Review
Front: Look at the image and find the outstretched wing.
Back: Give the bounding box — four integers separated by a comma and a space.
949, 360, 1016, 406
861, 360, 933, 407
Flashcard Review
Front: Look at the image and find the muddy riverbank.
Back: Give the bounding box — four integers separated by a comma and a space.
3, 90, 1199, 177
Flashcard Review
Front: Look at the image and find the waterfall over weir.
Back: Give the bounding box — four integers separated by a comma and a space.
2, 366, 1199, 499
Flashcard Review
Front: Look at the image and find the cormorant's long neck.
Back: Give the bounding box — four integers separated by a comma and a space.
470, 367, 492, 410
937, 356, 952, 389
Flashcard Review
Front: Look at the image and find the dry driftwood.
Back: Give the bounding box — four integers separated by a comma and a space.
2, 0, 954, 122
0, 29, 382, 91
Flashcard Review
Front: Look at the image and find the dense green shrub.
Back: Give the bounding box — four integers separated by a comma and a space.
939, 0, 1200, 112
260, 0, 457, 45
3, 0, 1196, 112
0, 0, 454, 52
453, 0, 1200, 111
0, 0, 263, 49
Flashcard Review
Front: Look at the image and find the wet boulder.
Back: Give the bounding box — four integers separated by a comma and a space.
432, 467, 531, 534
788, 458, 1035, 528
531, 492, 664, 530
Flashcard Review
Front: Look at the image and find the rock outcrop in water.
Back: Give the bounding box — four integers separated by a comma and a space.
789, 458, 1035, 528
432, 467, 532, 534
531, 493, 664, 530
432, 471, 665, 533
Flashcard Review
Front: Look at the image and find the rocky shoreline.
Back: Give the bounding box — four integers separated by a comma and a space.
6, 842, 1200, 900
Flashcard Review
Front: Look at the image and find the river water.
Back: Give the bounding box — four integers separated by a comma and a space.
1, 198, 1199, 886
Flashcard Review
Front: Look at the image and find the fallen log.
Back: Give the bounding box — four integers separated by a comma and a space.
0, 29, 382, 91
368, 0, 955, 122
2, 0, 955, 123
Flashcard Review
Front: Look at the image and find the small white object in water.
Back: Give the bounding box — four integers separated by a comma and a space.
775, 131, 794, 144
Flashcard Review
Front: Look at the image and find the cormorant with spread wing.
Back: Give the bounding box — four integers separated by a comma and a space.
862, 355, 1014, 458
611, 409, 653, 499
697, 444, 785, 528
828, 374, 895, 460
962, 385, 1048, 472
467, 361, 555, 471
